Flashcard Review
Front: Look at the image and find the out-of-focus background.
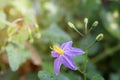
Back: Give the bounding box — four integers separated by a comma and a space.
0, 0, 120, 80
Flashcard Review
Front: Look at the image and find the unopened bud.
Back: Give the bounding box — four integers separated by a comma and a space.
96, 33, 104, 41
68, 21, 84, 36
92, 21, 98, 27
68, 22, 75, 28
84, 18, 88, 24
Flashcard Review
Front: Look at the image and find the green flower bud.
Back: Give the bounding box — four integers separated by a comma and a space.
84, 18, 88, 35
68, 22, 75, 29
92, 21, 98, 27
84, 18, 88, 24
68, 22, 84, 36
96, 33, 104, 41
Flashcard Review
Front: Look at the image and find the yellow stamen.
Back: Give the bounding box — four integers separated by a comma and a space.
53, 45, 64, 55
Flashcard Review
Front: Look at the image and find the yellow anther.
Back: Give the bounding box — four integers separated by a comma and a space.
53, 45, 64, 55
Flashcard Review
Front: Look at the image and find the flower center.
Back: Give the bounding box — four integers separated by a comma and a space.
53, 45, 64, 55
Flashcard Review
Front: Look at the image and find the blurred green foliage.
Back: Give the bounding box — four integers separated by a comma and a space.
0, 0, 120, 80
5, 43, 31, 71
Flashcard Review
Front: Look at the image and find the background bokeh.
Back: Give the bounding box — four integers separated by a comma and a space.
0, 0, 120, 80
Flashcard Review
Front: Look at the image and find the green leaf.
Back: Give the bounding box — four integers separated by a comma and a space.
41, 23, 71, 44
86, 62, 100, 79
0, 11, 6, 29
38, 71, 70, 80
5, 43, 31, 71
110, 73, 120, 80
38, 71, 55, 80
0, 70, 19, 80
26, 72, 39, 80
64, 71, 82, 80
8, 29, 29, 43
56, 74, 70, 80
91, 74, 104, 80
42, 61, 54, 74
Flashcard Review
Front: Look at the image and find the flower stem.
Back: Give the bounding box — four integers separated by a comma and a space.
74, 28, 84, 37
68, 22, 84, 37
84, 40, 88, 80
86, 40, 97, 50
84, 36, 88, 79
77, 67, 83, 74
83, 18, 88, 80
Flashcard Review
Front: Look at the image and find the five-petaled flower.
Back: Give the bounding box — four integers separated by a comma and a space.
51, 41, 85, 75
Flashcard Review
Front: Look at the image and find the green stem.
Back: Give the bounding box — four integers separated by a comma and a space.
83, 18, 89, 80
91, 44, 120, 63
84, 49, 88, 80
73, 27, 84, 37
88, 26, 93, 34
77, 67, 83, 74
68, 22, 84, 37
85, 22, 87, 35
86, 40, 97, 50
84, 36, 88, 80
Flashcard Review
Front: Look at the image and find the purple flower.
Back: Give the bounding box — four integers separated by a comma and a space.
51, 41, 85, 75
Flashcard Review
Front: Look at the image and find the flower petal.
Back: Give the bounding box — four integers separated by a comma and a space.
61, 41, 73, 50
54, 57, 62, 75
51, 51, 60, 57
65, 48, 85, 56
62, 55, 77, 70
